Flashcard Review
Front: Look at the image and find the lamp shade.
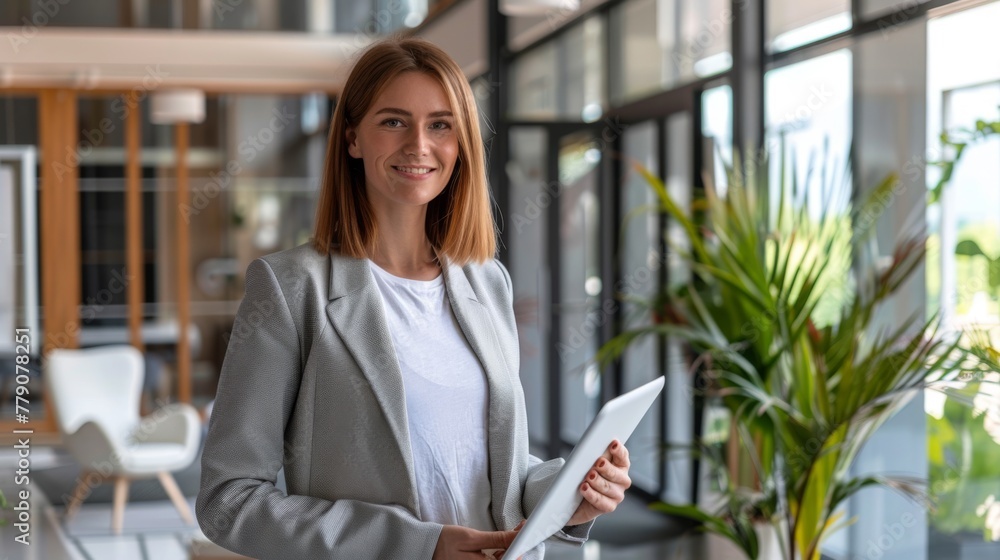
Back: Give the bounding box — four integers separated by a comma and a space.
150, 89, 206, 124
500, 0, 578, 17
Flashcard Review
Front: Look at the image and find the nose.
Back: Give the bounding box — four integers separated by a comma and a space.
403, 125, 431, 158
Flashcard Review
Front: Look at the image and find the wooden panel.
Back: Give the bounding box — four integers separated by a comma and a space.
39, 89, 80, 354
125, 94, 146, 353
175, 122, 192, 404
30, 89, 80, 435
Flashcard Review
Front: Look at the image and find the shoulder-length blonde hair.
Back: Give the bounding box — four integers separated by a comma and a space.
312, 35, 497, 265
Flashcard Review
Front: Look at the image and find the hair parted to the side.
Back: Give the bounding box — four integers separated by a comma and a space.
311, 34, 497, 265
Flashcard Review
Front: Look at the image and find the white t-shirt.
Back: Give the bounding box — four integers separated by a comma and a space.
367, 259, 495, 531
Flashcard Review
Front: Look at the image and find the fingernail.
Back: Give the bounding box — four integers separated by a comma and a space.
611, 441, 619, 449
581, 483, 588, 491
588, 472, 596, 480
598, 459, 606, 468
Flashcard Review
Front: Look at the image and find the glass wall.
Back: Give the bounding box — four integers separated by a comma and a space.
504, 0, 729, 506
846, 17, 930, 560
925, 2, 1000, 554
507, 126, 550, 447
610, 0, 732, 105
701, 83, 733, 192
557, 131, 604, 443
861, 0, 933, 20
0, 0, 438, 32
503, 2, 999, 557
562, 17, 607, 122
767, 0, 850, 52
508, 41, 559, 120
619, 120, 661, 491
662, 111, 695, 504
508, 15, 605, 121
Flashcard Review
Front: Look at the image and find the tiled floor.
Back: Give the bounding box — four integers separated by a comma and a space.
0, 446, 738, 560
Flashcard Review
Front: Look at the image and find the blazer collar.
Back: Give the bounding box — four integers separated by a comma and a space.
326, 248, 478, 303
324, 250, 516, 527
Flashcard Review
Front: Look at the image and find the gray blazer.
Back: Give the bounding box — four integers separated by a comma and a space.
196, 242, 593, 559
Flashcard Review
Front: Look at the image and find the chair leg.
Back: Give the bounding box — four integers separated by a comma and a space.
64, 472, 92, 521
157, 471, 194, 525
112, 476, 130, 535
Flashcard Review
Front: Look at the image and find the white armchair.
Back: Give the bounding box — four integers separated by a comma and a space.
44, 344, 202, 534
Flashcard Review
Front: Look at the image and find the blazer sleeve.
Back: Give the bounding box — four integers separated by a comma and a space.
523, 454, 595, 545
495, 259, 595, 545
196, 258, 443, 560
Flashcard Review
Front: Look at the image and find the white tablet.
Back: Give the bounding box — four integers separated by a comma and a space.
503, 376, 666, 559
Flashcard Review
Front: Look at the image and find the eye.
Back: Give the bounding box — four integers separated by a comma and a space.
381, 118, 403, 127
430, 121, 452, 130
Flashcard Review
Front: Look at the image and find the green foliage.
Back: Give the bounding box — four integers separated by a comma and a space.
929, 116, 1000, 204
954, 239, 1000, 295
928, 385, 1000, 536
0, 487, 7, 526
925, 110, 1000, 540
597, 144, 1000, 559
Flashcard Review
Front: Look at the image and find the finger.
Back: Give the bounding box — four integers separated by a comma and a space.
610, 440, 630, 468
592, 457, 631, 486
586, 470, 626, 502
598, 445, 614, 463
585, 466, 623, 496
514, 519, 526, 531
590, 442, 613, 468
480, 528, 521, 549
580, 480, 619, 514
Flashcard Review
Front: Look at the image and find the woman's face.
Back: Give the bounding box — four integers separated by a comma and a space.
346, 71, 460, 213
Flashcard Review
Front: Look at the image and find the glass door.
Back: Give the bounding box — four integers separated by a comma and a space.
554, 128, 605, 450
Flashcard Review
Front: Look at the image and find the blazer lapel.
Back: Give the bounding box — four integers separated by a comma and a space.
439, 256, 519, 530
324, 252, 419, 513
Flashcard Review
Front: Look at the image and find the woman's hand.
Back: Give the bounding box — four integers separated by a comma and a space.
433, 521, 524, 560
565, 439, 631, 527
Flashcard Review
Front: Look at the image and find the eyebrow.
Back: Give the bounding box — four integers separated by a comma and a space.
373, 107, 454, 118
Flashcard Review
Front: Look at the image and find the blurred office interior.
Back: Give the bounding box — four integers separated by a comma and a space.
0, 0, 998, 558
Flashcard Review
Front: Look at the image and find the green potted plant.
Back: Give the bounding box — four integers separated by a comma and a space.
596, 144, 1000, 560
0, 487, 8, 526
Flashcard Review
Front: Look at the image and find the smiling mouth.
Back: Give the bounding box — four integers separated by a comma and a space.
392, 166, 435, 175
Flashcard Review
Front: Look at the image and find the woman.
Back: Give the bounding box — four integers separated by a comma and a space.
196, 35, 632, 560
